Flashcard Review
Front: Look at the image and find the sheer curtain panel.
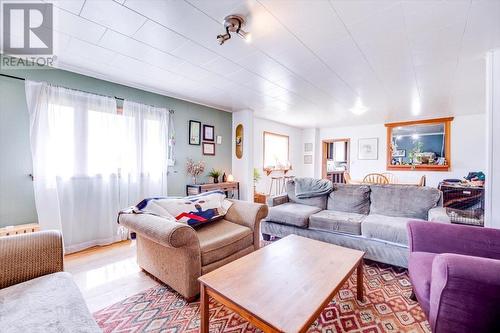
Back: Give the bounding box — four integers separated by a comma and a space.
120, 100, 169, 206
26, 81, 119, 252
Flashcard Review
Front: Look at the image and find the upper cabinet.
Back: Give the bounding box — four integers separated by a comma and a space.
385, 117, 454, 171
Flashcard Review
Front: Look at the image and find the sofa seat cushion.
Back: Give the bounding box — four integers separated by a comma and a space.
362, 214, 426, 245
0, 272, 101, 333
328, 184, 371, 214
266, 203, 322, 228
408, 252, 436, 315
309, 210, 366, 235
197, 219, 253, 266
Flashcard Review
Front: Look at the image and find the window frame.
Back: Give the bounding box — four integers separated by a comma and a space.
263, 131, 290, 173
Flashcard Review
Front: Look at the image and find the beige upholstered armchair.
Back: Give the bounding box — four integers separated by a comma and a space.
118, 199, 268, 300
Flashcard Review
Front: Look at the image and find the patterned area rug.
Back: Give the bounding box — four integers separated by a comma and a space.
94, 260, 430, 333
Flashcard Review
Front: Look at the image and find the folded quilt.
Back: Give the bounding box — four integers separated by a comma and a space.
294, 177, 333, 199
119, 190, 232, 228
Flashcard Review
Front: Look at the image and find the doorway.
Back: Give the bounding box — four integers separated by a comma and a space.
322, 138, 350, 183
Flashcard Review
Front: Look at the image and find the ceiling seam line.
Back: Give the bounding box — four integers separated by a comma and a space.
400, 2, 423, 105
255, 0, 360, 97
448, 0, 473, 110
326, 0, 392, 103
182, 0, 352, 109
116, 0, 328, 110
54, 4, 309, 111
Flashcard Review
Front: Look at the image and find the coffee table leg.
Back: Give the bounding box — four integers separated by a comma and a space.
200, 284, 209, 333
357, 261, 364, 301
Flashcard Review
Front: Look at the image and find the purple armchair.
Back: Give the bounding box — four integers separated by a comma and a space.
407, 221, 500, 333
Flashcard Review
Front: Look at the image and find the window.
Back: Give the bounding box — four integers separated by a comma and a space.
263, 132, 289, 170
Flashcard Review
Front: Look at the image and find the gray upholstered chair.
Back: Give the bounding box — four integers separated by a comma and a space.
0, 231, 101, 332
118, 200, 268, 300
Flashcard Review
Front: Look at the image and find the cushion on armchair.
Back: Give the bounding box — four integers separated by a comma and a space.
135, 190, 232, 227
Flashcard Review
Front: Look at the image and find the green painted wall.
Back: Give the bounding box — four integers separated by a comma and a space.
0, 65, 232, 227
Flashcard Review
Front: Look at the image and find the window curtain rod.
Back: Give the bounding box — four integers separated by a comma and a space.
0, 73, 175, 113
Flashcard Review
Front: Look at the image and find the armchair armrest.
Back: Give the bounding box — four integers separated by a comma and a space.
429, 254, 500, 333
266, 194, 289, 207
226, 200, 268, 231
118, 212, 198, 249
226, 200, 268, 249
0, 230, 63, 289
428, 207, 451, 223
407, 221, 500, 259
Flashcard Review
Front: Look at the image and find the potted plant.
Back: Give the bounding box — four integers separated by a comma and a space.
186, 159, 205, 184
208, 169, 221, 183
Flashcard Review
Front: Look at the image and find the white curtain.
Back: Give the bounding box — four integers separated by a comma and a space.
120, 100, 169, 205
25, 81, 169, 253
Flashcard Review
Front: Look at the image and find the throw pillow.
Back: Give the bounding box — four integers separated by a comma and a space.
135, 191, 232, 227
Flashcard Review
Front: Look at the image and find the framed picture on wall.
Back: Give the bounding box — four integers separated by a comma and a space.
203, 125, 215, 141
189, 120, 201, 145
358, 138, 378, 160
304, 154, 313, 164
202, 142, 215, 156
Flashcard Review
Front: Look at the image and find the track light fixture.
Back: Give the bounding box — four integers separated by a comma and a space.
216, 15, 251, 45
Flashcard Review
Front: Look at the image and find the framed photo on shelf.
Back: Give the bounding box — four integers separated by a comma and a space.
358, 138, 378, 160
203, 125, 215, 141
202, 142, 215, 156
189, 120, 201, 145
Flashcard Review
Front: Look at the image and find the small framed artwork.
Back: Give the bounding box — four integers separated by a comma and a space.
392, 149, 406, 157
358, 138, 378, 160
304, 154, 313, 164
203, 125, 215, 141
189, 120, 201, 145
304, 142, 313, 152
216, 135, 222, 144
202, 142, 215, 156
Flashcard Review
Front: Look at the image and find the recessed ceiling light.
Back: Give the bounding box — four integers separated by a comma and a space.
350, 98, 368, 115
412, 133, 420, 140
216, 15, 251, 45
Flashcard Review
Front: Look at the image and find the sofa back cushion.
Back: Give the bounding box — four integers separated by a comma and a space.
327, 184, 371, 214
369, 185, 441, 220
286, 181, 327, 209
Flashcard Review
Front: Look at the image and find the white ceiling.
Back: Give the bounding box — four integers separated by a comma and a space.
5, 0, 500, 128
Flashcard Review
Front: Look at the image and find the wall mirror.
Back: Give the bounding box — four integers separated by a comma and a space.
386, 117, 453, 171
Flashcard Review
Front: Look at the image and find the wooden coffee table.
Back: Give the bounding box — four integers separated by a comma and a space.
198, 234, 365, 333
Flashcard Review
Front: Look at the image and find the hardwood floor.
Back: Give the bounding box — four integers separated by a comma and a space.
64, 240, 157, 313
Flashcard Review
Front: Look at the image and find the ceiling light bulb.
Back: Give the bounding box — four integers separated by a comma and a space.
350, 98, 368, 115
238, 30, 251, 43
412, 134, 420, 140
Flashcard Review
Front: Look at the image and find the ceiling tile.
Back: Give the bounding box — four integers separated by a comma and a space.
133, 20, 187, 53
81, 0, 147, 36
47, 0, 86, 15
170, 41, 218, 66
53, 7, 106, 44
99, 30, 184, 71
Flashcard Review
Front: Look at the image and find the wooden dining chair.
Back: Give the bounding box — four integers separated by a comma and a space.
343, 171, 353, 184
382, 172, 397, 184
363, 173, 389, 184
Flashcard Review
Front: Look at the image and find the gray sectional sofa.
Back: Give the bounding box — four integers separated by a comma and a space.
261, 181, 450, 267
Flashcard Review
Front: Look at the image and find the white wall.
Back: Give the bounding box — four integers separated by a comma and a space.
318, 114, 486, 188
253, 117, 303, 194
301, 128, 321, 178
485, 50, 500, 228
232, 110, 254, 201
